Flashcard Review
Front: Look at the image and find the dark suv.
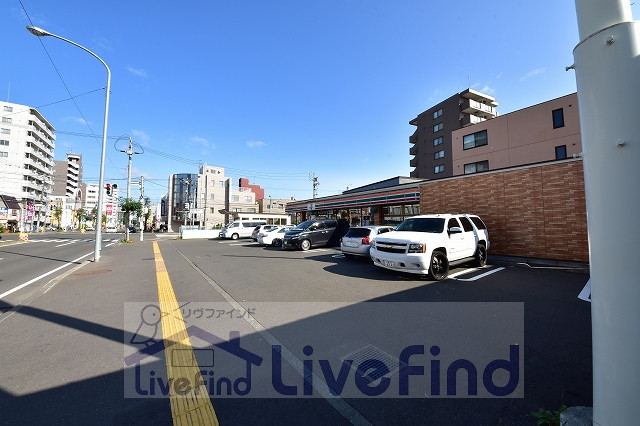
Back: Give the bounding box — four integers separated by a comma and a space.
282, 219, 349, 251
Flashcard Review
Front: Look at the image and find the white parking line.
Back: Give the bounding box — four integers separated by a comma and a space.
449, 267, 505, 281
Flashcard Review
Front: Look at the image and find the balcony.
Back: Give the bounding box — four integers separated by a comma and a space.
409, 132, 417, 144
460, 114, 487, 127
410, 144, 418, 156
410, 157, 419, 168
409, 168, 419, 178
460, 98, 497, 118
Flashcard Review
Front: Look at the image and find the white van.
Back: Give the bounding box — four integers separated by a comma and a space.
219, 220, 267, 240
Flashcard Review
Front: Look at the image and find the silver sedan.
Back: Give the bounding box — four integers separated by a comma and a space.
340, 225, 394, 259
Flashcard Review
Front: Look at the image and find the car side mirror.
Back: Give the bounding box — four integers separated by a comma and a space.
448, 226, 463, 235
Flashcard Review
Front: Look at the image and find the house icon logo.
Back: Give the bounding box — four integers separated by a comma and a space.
124, 304, 263, 398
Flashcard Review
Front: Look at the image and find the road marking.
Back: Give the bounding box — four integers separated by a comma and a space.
0, 252, 93, 300
55, 239, 79, 247
449, 267, 505, 281
169, 242, 372, 426
152, 242, 219, 426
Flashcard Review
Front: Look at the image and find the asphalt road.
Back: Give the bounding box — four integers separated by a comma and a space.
0, 232, 121, 309
0, 236, 592, 425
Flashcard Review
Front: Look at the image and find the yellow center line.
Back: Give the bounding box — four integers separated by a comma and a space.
153, 241, 219, 426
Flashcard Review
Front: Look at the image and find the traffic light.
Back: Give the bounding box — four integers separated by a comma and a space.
106, 183, 111, 195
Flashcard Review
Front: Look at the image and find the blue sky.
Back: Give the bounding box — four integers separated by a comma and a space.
4, 1, 634, 203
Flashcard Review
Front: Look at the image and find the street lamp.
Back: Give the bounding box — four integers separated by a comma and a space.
27, 26, 111, 261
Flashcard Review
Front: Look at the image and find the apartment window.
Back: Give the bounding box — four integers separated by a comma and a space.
0, 151, 7, 157
1, 128, 9, 134
3, 106, 13, 112
0, 140, 8, 146
434, 165, 445, 174
248, 208, 256, 213
463, 129, 488, 150
2, 117, 11, 124
434, 150, 445, 160
210, 194, 215, 200
433, 136, 443, 146
210, 207, 215, 213
552, 108, 565, 129
231, 195, 239, 202
555, 145, 567, 159
433, 122, 444, 133
244, 196, 252, 202
464, 160, 489, 175
432, 108, 443, 119
219, 181, 225, 187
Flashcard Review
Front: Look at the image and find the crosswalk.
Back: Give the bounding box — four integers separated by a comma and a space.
28, 238, 120, 244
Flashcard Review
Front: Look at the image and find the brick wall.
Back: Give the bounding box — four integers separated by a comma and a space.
419, 159, 588, 262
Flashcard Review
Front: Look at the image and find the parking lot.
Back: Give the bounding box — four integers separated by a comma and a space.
158, 237, 592, 424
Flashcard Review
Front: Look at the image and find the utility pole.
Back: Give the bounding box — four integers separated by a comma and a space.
139, 176, 145, 242
309, 172, 319, 199
116, 136, 142, 242
571, 1, 640, 423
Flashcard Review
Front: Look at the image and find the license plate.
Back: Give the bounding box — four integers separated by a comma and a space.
344, 241, 358, 247
383, 260, 395, 268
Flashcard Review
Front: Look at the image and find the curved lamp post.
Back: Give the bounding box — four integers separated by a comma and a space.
27, 26, 111, 262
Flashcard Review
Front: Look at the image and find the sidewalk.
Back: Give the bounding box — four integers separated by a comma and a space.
0, 237, 173, 425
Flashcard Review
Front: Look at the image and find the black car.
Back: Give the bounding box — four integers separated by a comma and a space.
282, 219, 349, 251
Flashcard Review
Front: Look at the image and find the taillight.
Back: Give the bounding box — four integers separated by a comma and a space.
362, 236, 370, 245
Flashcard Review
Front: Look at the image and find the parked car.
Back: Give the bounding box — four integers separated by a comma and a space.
282, 219, 349, 251
252, 224, 279, 241
105, 226, 117, 233
369, 214, 490, 281
128, 226, 137, 233
257, 225, 294, 247
219, 220, 267, 240
340, 225, 395, 259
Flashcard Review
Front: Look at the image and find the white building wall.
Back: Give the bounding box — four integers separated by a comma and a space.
0, 101, 56, 203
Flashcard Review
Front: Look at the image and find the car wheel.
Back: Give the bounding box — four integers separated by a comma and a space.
231, 233, 239, 240
473, 244, 487, 267
300, 239, 311, 251
272, 238, 282, 247
428, 250, 449, 281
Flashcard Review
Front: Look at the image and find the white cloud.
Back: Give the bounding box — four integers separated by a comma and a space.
66, 116, 89, 126
246, 140, 266, 148
477, 85, 496, 95
93, 36, 114, 52
131, 129, 150, 146
520, 68, 546, 81
131, 167, 153, 179
191, 136, 211, 147
127, 66, 148, 78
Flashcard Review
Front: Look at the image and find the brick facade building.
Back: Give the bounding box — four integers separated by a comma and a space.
420, 158, 588, 262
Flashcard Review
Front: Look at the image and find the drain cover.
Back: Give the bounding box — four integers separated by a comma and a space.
339, 344, 407, 378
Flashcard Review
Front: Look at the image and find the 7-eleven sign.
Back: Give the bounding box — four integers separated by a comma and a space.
106, 204, 113, 216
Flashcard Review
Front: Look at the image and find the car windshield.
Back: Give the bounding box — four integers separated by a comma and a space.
292, 220, 315, 231
395, 218, 445, 233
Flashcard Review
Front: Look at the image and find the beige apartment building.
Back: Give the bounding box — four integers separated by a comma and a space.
451, 93, 582, 175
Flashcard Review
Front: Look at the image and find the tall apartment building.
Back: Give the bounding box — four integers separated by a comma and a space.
166, 165, 265, 231
409, 88, 498, 179
52, 152, 83, 198
0, 101, 56, 202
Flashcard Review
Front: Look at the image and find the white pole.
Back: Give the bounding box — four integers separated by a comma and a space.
572, 1, 640, 424
26, 26, 111, 262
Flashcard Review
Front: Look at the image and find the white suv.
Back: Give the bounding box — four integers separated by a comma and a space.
369, 214, 489, 280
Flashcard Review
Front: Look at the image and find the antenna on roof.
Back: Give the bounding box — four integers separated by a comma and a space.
467, 74, 471, 89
